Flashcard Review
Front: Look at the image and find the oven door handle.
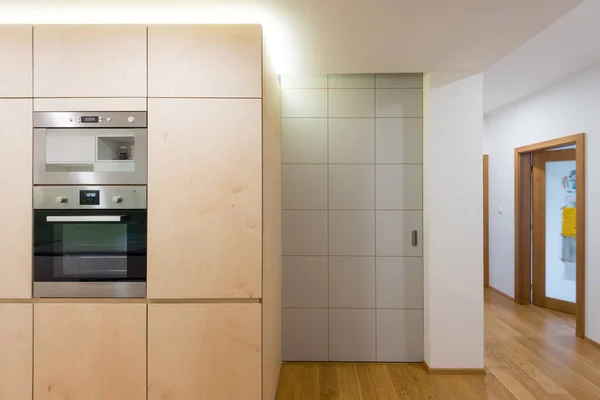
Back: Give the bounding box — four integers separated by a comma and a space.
46, 216, 128, 222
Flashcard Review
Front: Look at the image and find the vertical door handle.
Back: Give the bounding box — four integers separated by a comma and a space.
412, 230, 418, 247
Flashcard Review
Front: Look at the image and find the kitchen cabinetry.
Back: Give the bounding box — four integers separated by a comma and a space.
34, 25, 147, 98
0, 304, 32, 400
147, 98, 262, 299
33, 303, 146, 400
0, 25, 32, 97
148, 25, 262, 98
261, 50, 283, 400
148, 303, 262, 400
0, 100, 32, 298
0, 21, 281, 400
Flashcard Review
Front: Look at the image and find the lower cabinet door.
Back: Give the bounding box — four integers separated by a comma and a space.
0, 304, 32, 400
148, 303, 262, 400
33, 303, 146, 400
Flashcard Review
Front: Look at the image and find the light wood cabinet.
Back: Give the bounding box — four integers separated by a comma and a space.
0, 100, 32, 298
261, 46, 282, 400
0, 304, 32, 400
148, 303, 261, 400
0, 25, 32, 97
147, 98, 262, 299
33, 303, 146, 400
148, 25, 262, 98
34, 25, 147, 97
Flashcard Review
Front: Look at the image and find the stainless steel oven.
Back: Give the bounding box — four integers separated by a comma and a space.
33, 186, 147, 298
34, 112, 147, 185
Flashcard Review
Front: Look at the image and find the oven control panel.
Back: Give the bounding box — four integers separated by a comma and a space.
34, 186, 147, 210
80, 190, 100, 205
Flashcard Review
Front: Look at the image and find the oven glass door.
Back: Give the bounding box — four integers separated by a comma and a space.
33, 209, 147, 282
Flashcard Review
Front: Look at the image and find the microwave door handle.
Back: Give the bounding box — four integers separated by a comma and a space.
46, 216, 127, 222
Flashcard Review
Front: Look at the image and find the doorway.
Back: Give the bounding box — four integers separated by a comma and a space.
514, 134, 585, 338
532, 149, 577, 315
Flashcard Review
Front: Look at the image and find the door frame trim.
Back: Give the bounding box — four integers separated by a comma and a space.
514, 133, 585, 338
483, 154, 489, 287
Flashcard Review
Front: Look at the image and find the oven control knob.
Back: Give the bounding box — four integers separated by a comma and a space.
127, 116, 135, 123
112, 196, 123, 204
55, 196, 68, 204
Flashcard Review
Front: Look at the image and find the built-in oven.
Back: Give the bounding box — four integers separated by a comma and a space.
33, 186, 147, 298
33, 112, 147, 185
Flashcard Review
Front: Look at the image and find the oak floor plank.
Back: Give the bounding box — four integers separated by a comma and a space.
460, 373, 518, 400
386, 364, 420, 398
364, 364, 398, 400
394, 364, 443, 400
276, 364, 304, 400
319, 364, 341, 399
300, 364, 320, 400
354, 363, 381, 400
335, 364, 362, 400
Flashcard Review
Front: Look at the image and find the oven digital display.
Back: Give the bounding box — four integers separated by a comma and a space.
80, 116, 99, 123
80, 190, 100, 205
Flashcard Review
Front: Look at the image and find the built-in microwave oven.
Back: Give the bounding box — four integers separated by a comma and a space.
33, 186, 147, 298
33, 112, 147, 185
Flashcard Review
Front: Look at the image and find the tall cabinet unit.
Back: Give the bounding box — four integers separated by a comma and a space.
27, 24, 151, 400
147, 25, 281, 400
261, 45, 283, 400
0, 25, 33, 400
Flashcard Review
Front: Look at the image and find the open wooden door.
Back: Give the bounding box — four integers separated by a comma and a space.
532, 149, 577, 314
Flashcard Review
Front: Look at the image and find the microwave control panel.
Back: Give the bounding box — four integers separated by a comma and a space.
33, 112, 147, 129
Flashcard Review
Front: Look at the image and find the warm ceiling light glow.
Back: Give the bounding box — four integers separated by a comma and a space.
0, 0, 291, 72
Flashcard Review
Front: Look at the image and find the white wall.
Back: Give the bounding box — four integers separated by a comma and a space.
484, 62, 600, 341
424, 73, 484, 369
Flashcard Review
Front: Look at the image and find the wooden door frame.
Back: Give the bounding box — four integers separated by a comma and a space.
483, 154, 489, 287
514, 133, 585, 338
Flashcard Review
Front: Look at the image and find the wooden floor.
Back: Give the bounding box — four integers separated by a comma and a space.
275, 288, 600, 399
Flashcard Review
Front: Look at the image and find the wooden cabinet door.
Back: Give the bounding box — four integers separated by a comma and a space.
0, 25, 32, 97
0, 304, 32, 400
33, 303, 146, 400
147, 99, 262, 299
148, 303, 261, 400
148, 25, 262, 98
0, 100, 32, 298
34, 25, 147, 98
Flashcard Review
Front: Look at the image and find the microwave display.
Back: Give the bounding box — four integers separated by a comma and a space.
80, 190, 100, 205
80, 116, 99, 123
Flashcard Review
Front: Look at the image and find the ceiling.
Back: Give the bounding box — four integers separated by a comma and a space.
484, 0, 600, 114
0, 0, 583, 74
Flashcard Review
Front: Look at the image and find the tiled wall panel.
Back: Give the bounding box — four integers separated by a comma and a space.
281, 74, 423, 362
